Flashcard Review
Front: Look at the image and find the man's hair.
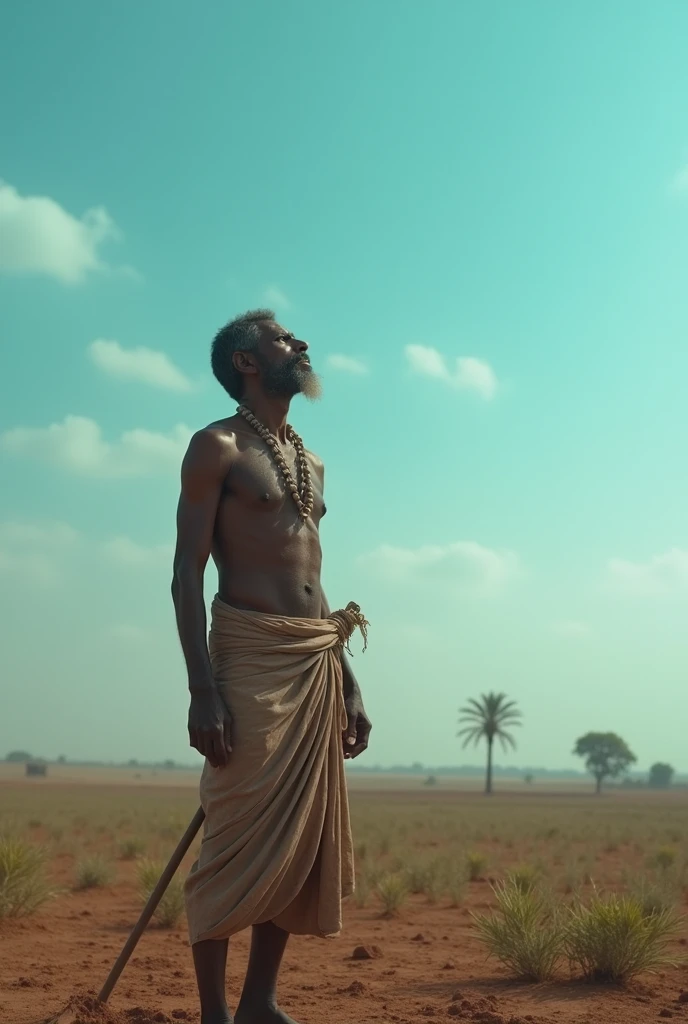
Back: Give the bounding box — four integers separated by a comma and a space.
211, 309, 275, 402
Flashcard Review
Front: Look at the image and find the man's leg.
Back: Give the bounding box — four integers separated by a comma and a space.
235, 921, 299, 1024
193, 938, 232, 1024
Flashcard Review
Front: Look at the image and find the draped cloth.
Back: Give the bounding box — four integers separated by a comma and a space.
184, 596, 368, 945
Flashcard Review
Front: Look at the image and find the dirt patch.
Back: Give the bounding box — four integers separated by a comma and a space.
3, 785, 688, 1024
36, 994, 179, 1024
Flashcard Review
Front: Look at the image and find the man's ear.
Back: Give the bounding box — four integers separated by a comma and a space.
233, 351, 258, 377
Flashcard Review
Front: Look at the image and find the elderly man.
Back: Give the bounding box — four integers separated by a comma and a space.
172, 310, 372, 1024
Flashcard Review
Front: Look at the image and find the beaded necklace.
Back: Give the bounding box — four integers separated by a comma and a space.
237, 405, 314, 522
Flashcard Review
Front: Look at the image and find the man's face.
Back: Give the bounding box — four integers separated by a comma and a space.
254, 321, 321, 400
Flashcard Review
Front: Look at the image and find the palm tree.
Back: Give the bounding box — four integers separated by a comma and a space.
458, 692, 521, 795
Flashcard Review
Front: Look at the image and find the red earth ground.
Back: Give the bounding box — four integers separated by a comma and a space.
1, 777, 688, 1024
4, 880, 688, 1024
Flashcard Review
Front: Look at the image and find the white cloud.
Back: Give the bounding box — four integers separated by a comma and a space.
553, 619, 590, 637
88, 339, 192, 392
359, 540, 518, 593
104, 536, 173, 567
106, 624, 148, 643
607, 548, 688, 596
405, 345, 498, 400
670, 163, 688, 195
263, 285, 291, 311
0, 180, 131, 284
0, 521, 79, 547
0, 520, 79, 586
0, 415, 192, 478
326, 354, 369, 375
0, 520, 175, 591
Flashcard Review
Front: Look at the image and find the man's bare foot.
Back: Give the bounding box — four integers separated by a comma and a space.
234, 1001, 299, 1024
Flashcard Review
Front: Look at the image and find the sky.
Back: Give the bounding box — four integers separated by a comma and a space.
1, 0, 688, 774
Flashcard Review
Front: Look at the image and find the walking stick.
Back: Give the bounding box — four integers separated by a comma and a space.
97, 805, 206, 1004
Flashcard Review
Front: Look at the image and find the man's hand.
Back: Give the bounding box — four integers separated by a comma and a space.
343, 693, 372, 759
188, 689, 233, 768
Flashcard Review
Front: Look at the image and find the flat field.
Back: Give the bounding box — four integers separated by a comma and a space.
1, 768, 687, 1024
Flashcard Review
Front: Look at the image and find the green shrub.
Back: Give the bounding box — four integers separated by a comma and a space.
156, 881, 185, 928
631, 877, 679, 919
376, 873, 408, 917
448, 869, 467, 907
118, 837, 146, 860
473, 879, 563, 981
507, 864, 539, 895
564, 892, 682, 982
0, 838, 59, 918
654, 847, 678, 873
424, 862, 446, 905
559, 862, 575, 893
354, 873, 371, 909
75, 856, 114, 890
136, 858, 162, 893
136, 858, 185, 928
406, 862, 429, 895
467, 851, 487, 882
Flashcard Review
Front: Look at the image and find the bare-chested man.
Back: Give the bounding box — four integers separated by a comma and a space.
171, 309, 372, 1024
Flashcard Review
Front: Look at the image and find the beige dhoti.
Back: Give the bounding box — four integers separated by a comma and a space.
184, 596, 367, 945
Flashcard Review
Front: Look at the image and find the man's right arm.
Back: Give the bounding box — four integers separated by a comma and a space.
172, 429, 234, 767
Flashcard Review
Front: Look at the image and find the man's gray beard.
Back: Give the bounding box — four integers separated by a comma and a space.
260, 357, 322, 402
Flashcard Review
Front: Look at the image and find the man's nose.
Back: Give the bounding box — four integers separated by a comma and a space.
295, 338, 308, 353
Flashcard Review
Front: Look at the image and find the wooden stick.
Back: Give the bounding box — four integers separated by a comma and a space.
97, 805, 206, 1004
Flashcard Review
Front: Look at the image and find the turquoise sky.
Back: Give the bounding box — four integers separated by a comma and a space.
2, 1, 688, 773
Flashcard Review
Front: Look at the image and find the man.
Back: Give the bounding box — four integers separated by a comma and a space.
171, 309, 372, 1024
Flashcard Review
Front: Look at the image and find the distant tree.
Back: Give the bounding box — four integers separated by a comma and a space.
424, 775, 438, 787
6, 750, 32, 763
458, 692, 521, 795
163, 759, 176, 770
57, 755, 67, 764
649, 763, 674, 790
573, 732, 636, 794
524, 773, 534, 785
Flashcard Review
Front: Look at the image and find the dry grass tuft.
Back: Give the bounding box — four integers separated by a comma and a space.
448, 868, 467, 907
507, 863, 540, 894
137, 858, 185, 927
376, 872, 408, 917
75, 855, 114, 890
631, 876, 680, 918
466, 851, 488, 881
118, 837, 146, 860
0, 837, 60, 918
473, 878, 563, 981
564, 891, 683, 983
653, 846, 678, 872
423, 860, 446, 904
353, 874, 371, 909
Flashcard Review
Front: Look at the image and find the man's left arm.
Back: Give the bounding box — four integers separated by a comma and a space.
321, 590, 372, 759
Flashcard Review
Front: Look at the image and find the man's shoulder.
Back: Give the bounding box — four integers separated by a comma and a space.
185, 418, 241, 465
201, 414, 244, 440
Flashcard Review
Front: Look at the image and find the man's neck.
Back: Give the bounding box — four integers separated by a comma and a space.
240, 394, 292, 442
